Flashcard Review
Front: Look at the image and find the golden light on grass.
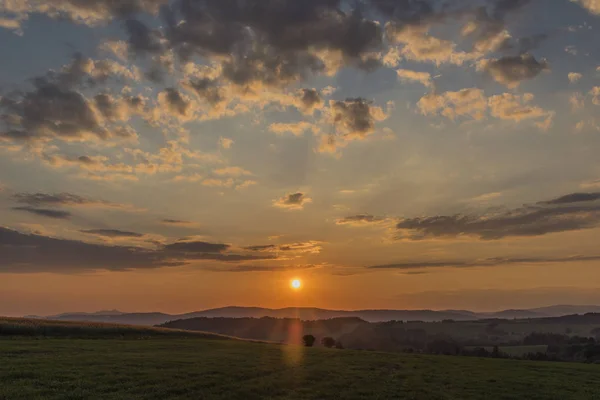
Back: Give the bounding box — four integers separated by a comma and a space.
290, 279, 302, 290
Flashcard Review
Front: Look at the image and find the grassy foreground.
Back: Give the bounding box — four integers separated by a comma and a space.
2, 337, 600, 400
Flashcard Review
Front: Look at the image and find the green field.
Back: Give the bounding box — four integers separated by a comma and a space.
2, 337, 600, 400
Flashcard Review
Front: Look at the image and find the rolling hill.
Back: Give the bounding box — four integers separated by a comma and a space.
26, 305, 600, 326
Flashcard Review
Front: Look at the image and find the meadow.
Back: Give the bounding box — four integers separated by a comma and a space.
2, 319, 600, 399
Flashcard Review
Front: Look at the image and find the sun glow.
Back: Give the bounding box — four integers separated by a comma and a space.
290, 279, 302, 290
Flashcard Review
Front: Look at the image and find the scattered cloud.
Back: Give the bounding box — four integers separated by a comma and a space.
368, 254, 600, 271
244, 241, 322, 255
335, 214, 390, 227
269, 122, 319, 137
273, 192, 312, 211
568, 72, 583, 83
219, 137, 234, 149
470, 192, 503, 203
394, 191, 600, 240
213, 167, 252, 177
12, 192, 137, 210
12, 206, 72, 220
419, 89, 553, 127
418, 88, 487, 120
572, 0, 600, 15
591, 87, 600, 105
396, 69, 433, 87
479, 54, 549, 88
80, 229, 143, 238
164, 241, 229, 253
570, 92, 585, 111
161, 219, 195, 226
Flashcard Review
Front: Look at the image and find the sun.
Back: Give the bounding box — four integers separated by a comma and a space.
290, 279, 302, 290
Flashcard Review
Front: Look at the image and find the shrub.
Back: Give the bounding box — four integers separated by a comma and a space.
302, 334, 316, 347
321, 336, 336, 348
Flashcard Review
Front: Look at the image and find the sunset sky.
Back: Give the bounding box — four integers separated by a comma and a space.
2, 0, 600, 316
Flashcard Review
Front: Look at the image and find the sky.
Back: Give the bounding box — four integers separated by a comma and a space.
2, 0, 600, 316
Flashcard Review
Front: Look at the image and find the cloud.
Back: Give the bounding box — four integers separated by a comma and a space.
385, 24, 475, 66
570, 92, 585, 111
568, 72, 583, 83
269, 122, 319, 137
479, 54, 549, 88
0, 0, 167, 29
330, 97, 388, 138
591, 87, 600, 105
213, 167, 252, 177
395, 191, 600, 240
0, 227, 180, 273
164, 241, 230, 253
80, 229, 143, 238
539, 192, 600, 205
243, 241, 322, 254
418, 88, 488, 120
573, 0, 600, 14
0, 54, 141, 144
0, 226, 281, 273
201, 263, 320, 273
202, 178, 233, 188
219, 137, 234, 149
418, 89, 553, 127
161, 219, 195, 226
12, 206, 72, 220
273, 192, 312, 210
295, 89, 323, 115
368, 254, 600, 271
157, 88, 192, 120
335, 214, 390, 227
396, 69, 432, 87
12, 192, 137, 210
470, 192, 503, 203
488, 93, 554, 126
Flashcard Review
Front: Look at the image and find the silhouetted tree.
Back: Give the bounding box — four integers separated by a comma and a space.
321, 336, 336, 348
491, 345, 500, 358
302, 334, 316, 347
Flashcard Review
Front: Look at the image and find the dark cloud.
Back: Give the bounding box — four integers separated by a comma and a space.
201, 263, 319, 273
331, 98, 384, 138
186, 78, 223, 106
368, 254, 600, 270
297, 88, 323, 114
244, 244, 277, 252
164, 241, 230, 253
161, 88, 191, 117
0, 54, 139, 143
336, 214, 388, 225
0, 227, 276, 273
12, 192, 129, 209
273, 192, 312, 210
243, 241, 322, 254
80, 229, 144, 238
539, 192, 600, 205
124, 18, 164, 56
12, 207, 72, 220
0, 227, 179, 273
482, 53, 549, 87
1, 82, 103, 142
395, 192, 600, 240
161, 219, 194, 225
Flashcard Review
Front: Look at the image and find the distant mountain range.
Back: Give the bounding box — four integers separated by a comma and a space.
21, 305, 600, 326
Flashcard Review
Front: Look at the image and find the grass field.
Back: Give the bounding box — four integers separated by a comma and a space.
2, 337, 600, 400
